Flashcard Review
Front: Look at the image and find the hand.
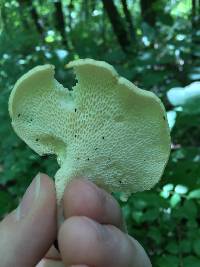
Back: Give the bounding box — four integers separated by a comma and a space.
0, 173, 152, 267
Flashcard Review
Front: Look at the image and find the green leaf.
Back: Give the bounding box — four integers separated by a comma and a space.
141, 70, 167, 87
147, 227, 162, 244
167, 110, 177, 130
167, 82, 200, 114
156, 255, 179, 267
189, 73, 200, 81
188, 189, 200, 199
132, 211, 143, 224
143, 208, 160, 222
179, 239, 192, 253
183, 256, 200, 267
160, 190, 170, 199
174, 185, 188, 194
159, 13, 174, 26
170, 193, 181, 207
0, 191, 14, 217
163, 147, 200, 189
166, 242, 179, 254
183, 200, 198, 219
163, 184, 174, 192
193, 239, 200, 256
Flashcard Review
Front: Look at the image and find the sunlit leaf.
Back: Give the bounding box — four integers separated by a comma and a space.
167, 82, 200, 114
174, 184, 188, 194
170, 193, 181, 207
188, 189, 200, 199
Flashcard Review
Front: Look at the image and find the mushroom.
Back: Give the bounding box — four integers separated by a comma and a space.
8, 59, 171, 204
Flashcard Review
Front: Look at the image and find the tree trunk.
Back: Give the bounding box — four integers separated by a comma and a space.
0, 4, 7, 32
192, 0, 200, 63
199, 0, 200, 15
18, 7, 30, 29
140, 0, 156, 26
192, 0, 200, 22
19, 0, 45, 37
84, 0, 89, 20
67, 0, 74, 30
192, 0, 199, 36
101, 6, 106, 46
121, 0, 135, 41
102, 0, 131, 53
91, 0, 96, 12
54, 0, 69, 49
30, 5, 45, 36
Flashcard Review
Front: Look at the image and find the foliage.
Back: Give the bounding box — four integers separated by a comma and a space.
0, 0, 200, 266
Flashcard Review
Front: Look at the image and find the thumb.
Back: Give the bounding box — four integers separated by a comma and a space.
0, 173, 57, 267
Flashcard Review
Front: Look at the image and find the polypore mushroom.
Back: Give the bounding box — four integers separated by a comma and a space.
9, 59, 171, 204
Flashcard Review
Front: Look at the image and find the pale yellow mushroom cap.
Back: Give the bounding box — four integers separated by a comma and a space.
9, 59, 171, 204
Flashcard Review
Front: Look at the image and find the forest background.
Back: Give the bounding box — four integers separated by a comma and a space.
0, 0, 200, 266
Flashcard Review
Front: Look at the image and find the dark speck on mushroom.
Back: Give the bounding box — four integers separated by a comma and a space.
102, 136, 105, 139
75, 108, 77, 112
17, 113, 21, 117
87, 158, 90, 161
163, 116, 166, 121
75, 134, 77, 138
36, 138, 39, 142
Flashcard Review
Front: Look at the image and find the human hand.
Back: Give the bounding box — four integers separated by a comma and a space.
0, 173, 152, 267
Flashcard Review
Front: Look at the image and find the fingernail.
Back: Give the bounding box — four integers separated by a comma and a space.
15, 173, 41, 221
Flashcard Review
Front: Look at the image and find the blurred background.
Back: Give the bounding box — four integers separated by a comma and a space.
0, 0, 200, 266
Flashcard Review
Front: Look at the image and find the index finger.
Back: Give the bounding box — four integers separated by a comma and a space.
63, 178, 124, 230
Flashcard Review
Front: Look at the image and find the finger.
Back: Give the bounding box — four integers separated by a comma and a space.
0, 173, 57, 267
58, 216, 151, 267
63, 178, 124, 230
